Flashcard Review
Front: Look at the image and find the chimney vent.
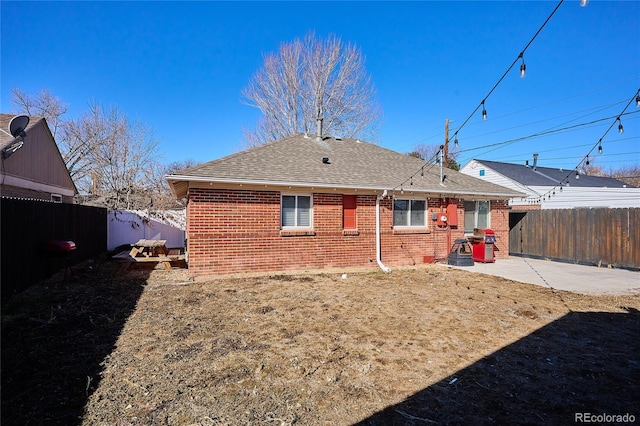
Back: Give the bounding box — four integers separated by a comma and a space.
316, 117, 323, 141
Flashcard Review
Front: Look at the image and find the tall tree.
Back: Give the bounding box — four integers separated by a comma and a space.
242, 31, 381, 146
11, 89, 165, 209
11, 88, 68, 139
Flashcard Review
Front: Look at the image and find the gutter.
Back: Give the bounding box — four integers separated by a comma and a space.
165, 174, 524, 199
376, 191, 392, 273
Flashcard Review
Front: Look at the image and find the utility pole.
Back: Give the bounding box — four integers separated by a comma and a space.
444, 118, 449, 168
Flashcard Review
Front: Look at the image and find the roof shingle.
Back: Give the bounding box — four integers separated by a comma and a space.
473, 159, 630, 188
169, 134, 523, 199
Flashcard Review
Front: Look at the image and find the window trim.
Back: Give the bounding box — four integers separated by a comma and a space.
392, 197, 428, 229
464, 200, 491, 234
280, 193, 313, 230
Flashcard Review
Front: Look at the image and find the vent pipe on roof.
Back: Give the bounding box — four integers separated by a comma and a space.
532, 153, 539, 171
316, 106, 323, 141
316, 117, 323, 142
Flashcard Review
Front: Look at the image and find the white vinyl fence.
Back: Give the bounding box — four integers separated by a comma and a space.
107, 210, 186, 251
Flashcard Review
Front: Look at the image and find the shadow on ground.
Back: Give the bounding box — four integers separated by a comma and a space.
1, 258, 149, 425
356, 308, 640, 425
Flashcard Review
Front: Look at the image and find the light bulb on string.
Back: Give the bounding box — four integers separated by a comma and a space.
421, 166, 424, 177
519, 53, 526, 78
598, 144, 603, 154
585, 155, 590, 166
580, 0, 589, 7
481, 101, 487, 121
617, 117, 624, 134
454, 137, 459, 148
636, 94, 640, 108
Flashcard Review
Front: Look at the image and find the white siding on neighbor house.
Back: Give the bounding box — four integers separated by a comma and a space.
460, 160, 532, 206
530, 186, 640, 209
107, 210, 186, 251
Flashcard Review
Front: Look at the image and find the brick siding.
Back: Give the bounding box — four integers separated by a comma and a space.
186, 188, 511, 277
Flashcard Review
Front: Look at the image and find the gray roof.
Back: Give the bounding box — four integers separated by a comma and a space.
0, 114, 42, 148
168, 134, 523, 199
474, 159, 631, 188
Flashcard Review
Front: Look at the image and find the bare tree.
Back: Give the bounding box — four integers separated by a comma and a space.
409, 143, 460, 171
11, 88, 68, 139
88, 106, 160, 209
242, 31, 381, 146
609, 164, 640, 188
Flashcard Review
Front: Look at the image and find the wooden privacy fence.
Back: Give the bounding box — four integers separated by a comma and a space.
509, 208, 639, 270
1, 198, 107, 299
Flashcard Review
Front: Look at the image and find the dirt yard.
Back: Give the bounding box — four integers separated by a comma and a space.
2, 257, 639, 425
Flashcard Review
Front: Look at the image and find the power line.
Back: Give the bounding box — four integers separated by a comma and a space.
536, 88, 640, 203
449, 0, 565, 145
456, 110, 639, 159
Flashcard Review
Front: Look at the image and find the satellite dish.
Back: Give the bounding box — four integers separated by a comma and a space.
2, 115, 29, 159
9, 115, 29, 138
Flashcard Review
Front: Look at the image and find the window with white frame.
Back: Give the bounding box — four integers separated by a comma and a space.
464, 200, 490, 233
393, 199, 426, 227
281, 194, 312, 228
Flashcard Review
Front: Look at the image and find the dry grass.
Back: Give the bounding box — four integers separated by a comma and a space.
2, 258, 639, 425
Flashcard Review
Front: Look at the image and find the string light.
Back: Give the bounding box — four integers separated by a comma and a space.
519, 53, 526, 78
535, 88, 639, 202
637, 94, 640, 108
447, 0, 565, 147
580, 0, 588, 7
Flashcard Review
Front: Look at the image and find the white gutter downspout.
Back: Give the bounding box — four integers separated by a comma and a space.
376, 191, 392, 273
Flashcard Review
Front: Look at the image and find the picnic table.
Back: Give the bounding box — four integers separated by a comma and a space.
128, 239, 172, 270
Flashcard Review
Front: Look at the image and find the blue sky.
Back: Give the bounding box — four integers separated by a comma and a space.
2, 1, 639, 172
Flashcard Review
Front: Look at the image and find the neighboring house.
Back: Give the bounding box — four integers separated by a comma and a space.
0, 114, 77, 203
167, 133, 523, 277
460, 159, 639, 210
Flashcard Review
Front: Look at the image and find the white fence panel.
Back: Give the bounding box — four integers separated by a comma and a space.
107, 210, 186, 251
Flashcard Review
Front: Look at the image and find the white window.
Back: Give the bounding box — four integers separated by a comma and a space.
281, 194, 312, 228
393, 199, 426, 227
464, 200, 490, 233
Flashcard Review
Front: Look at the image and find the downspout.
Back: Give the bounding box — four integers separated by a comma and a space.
376, 191, 392, 273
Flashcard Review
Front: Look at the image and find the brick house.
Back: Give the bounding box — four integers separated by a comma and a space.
167, 134, 522, 277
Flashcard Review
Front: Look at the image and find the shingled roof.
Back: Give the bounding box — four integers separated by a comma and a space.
167, 134, 523, 199
473, 159, 630, 188
0, 114, 41, 148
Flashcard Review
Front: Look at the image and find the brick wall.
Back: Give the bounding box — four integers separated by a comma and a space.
186, 188, 511, 277
489, 200, 510, 259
